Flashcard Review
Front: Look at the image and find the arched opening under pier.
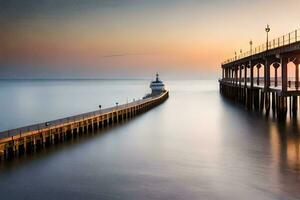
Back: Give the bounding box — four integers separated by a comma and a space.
287, 59, 300, 90
270, 62, 281, 88
253, 63, 264, 86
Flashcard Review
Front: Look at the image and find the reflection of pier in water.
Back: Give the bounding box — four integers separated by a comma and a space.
270, 123, 300, 172
219, 28, 300, 120
269, 122, 300, 196
220, 96, 300, 197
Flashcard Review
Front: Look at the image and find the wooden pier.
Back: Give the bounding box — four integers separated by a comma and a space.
0, 91, 169, 160
220, 28, 300, 119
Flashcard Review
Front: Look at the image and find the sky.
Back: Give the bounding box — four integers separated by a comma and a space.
1, 0, 300, 79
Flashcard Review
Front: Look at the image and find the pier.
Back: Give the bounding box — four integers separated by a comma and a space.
0, 91, 169, 160
219, 27, 300, 119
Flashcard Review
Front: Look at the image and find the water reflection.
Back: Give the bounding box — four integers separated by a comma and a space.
269, 122, 300, 198
0, 80, 299, 200
221, 94, 300, 199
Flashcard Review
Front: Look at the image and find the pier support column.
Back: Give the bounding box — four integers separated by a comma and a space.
260, 90, 265, 111
244, 64, 248, 87
235, 66, 238, 86
292, 96, 298, 117
252, 89, 258, 110
3, 149, 7, 159
265, 59, 271, 89
58, 131, 61, 142
222, 67, 224, 79
277, 96, 287, 120
289, 96, 292, 117
272, 92, 276, 114
293, 59, 300, 89
14, 140, 19, 156
250, 64, 254, 88
51, 133, 55, 144
248, 63, 254, 110
273, 63, 280, 87
33, 136, 36, 151
91, 121, 94, 131
246, 88, 253, 110
230, 68, 233, 84
281, 57, 288, 92
62, 131, 65, 141
257, 64, 262, 85
42, 133, 46, 147
239, 65, 242, 87
265, 92, 270, 115
23, 137, 27, 153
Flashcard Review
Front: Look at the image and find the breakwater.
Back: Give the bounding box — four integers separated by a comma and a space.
0, 91, 169, 160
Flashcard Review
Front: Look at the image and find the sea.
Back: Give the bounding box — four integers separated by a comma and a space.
0, 79, 299, 200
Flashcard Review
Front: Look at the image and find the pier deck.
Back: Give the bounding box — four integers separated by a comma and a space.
0, 91, 169, 159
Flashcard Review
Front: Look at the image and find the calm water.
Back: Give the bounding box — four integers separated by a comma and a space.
0, 79, 299, 200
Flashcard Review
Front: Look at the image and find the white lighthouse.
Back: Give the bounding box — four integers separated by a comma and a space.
150, 73, 165, 95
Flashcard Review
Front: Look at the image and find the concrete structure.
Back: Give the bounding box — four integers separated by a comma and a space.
0, 91, 169, 160
219, 28, 300, 120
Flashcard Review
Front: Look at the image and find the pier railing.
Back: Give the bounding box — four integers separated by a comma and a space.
222, 28, 300, 65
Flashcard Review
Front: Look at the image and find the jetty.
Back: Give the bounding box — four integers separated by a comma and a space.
0, 75, 169, 160
220, 26, 300, 119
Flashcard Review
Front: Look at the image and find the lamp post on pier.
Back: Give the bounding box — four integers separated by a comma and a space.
265, 24, 271, 88
248, 40, 253, 87
265, 24, 270, 52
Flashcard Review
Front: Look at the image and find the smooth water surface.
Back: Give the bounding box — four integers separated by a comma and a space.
0, 80, 299, 200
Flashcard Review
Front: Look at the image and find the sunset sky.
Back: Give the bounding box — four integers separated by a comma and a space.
1, 0, 300, 79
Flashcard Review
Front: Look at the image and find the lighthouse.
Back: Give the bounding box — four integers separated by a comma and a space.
150, 73, 165, 95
